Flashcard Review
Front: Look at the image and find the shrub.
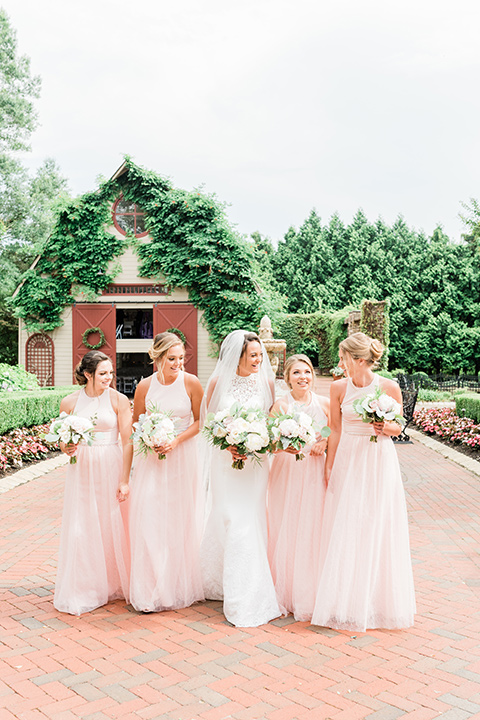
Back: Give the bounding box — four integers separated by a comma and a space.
417, 388, 452, 402
0, 386, 77, 434
0, 364, 39, 392
456, 393, 480, 424
375, 370, 394, 379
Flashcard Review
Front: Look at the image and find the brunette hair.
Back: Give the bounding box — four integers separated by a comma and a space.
239, 332, 262, 359
74, 350, 111, 386
339, 332, 384, 368
284, 354, 314, 388
148, 332, 184, 382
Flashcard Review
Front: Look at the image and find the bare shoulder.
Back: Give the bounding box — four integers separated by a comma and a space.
109, 388, 130, 412
330, 378, 347, 400
184, 372, 203, 392
60, 389, 80, 413
271, 397, 288, 415
378, 376, 402, 400
316, 392, 330, 413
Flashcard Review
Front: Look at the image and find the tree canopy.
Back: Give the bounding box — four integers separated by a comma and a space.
258, 210, 480, 374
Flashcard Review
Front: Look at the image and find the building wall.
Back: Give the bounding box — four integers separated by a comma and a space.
19, 244, 217, 387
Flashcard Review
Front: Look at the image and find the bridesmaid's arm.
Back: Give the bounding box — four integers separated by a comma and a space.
310, 395, 331, 457
157, 373, 204, 454
372, 378, 404, 438
132, 377, 150, 424
324, 380, 345, 485
58, 392, 80, 457
115, 391, 133, 502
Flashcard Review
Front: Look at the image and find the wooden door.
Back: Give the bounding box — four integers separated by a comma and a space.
153, 304, 197, 374
72, 304, 117, 380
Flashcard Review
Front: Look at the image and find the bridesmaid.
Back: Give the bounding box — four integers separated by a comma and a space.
54, 350, 131, 615
267, 354, 330, 620
312, 332, 416, 631
128, 332, 205, 612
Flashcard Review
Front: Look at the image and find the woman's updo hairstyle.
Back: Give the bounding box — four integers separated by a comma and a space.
74, 350, 111, 386
239, 332, 262, 359
284, 354, 314, 388
148, 332, 185, 382
339, 332, 384, 368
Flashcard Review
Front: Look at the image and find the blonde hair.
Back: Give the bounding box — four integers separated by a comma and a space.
148, 332, 184, 382
284, 354, 315, 388
339, 332, 384, 368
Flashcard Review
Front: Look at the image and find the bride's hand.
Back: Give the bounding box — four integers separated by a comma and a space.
227, 445, 247, 461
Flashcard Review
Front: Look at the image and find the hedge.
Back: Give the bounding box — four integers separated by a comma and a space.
0, 387, 77, 434
455, 393, 480, 424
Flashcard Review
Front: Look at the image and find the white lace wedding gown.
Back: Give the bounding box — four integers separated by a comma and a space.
201, 373, 281, 627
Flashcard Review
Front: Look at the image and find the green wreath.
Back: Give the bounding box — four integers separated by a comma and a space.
82, 326, 106, 350
166, 327, 186, 344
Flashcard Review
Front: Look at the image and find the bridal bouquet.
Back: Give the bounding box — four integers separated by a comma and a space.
44, 412, 96, 464
203, 403, 270, 470
352, 386, 405, 442
268, 409, 331, 461
132, 405, 178, 460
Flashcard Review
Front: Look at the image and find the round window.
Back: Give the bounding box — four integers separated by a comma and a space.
112, 196, 148, 238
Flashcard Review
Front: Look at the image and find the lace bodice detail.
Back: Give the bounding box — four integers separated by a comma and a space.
223, 374, 265, 410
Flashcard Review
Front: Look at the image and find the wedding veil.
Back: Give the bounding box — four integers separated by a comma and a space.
200, 329, 276, 423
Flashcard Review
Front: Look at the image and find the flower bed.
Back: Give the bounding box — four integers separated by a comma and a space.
413, 407, 480, 461
0, 424, 59, 475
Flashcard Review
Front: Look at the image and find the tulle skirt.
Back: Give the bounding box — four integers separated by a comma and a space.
129, 437, 204, 612
268, 451, 326, 620
201, 448, 280, 627
312, 434, 416, 631
54, 443, 130, 615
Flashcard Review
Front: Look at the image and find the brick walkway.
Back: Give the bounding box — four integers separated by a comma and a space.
1, 395, 480, 718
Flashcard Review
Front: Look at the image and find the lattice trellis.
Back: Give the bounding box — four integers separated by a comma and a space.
26, 334, 54, 387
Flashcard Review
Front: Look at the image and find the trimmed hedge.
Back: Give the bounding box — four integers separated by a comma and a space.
456, 393, 480, 424
0, 386, 77, 434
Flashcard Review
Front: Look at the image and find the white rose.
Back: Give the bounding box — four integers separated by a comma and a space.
245, 433, 266, 452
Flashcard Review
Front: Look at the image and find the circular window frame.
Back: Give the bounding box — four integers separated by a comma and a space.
112, 195, 149, 238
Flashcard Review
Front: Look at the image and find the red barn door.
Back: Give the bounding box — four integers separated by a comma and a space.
153, 304, 197, 374
72, 304, 117, 380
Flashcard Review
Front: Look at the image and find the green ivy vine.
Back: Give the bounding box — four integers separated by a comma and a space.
13, 157, 276, 343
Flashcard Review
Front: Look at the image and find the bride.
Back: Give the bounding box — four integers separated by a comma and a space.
200, 330, 281, 627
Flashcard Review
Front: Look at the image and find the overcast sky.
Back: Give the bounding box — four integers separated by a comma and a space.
6, 0, 480, 243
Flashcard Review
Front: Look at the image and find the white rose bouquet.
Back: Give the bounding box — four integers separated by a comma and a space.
132, 404, 179, 460
203, 403, 270, 470
268, 409, 331, 461
352, 386, 405, 442
44, 412, 96, 464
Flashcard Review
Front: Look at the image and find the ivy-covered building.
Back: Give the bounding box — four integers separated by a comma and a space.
14, 159, 273, 391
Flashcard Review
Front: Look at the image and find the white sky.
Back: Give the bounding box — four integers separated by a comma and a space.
5, 0, 480, 243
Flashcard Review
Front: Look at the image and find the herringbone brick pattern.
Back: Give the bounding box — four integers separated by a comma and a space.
1, 440, 480, 719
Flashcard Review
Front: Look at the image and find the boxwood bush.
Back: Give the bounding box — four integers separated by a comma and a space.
0, 387, 77, 434
455, 393, 480, 424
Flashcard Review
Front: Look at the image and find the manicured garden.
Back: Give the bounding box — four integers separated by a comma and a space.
413, 406, 480, 462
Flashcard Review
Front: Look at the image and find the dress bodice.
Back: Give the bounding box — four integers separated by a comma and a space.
341, 374, 379, 437
74, 387, 118, 445
145, 371, 192, 433
222, 373, 267, 412
285, 391, 328, 428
